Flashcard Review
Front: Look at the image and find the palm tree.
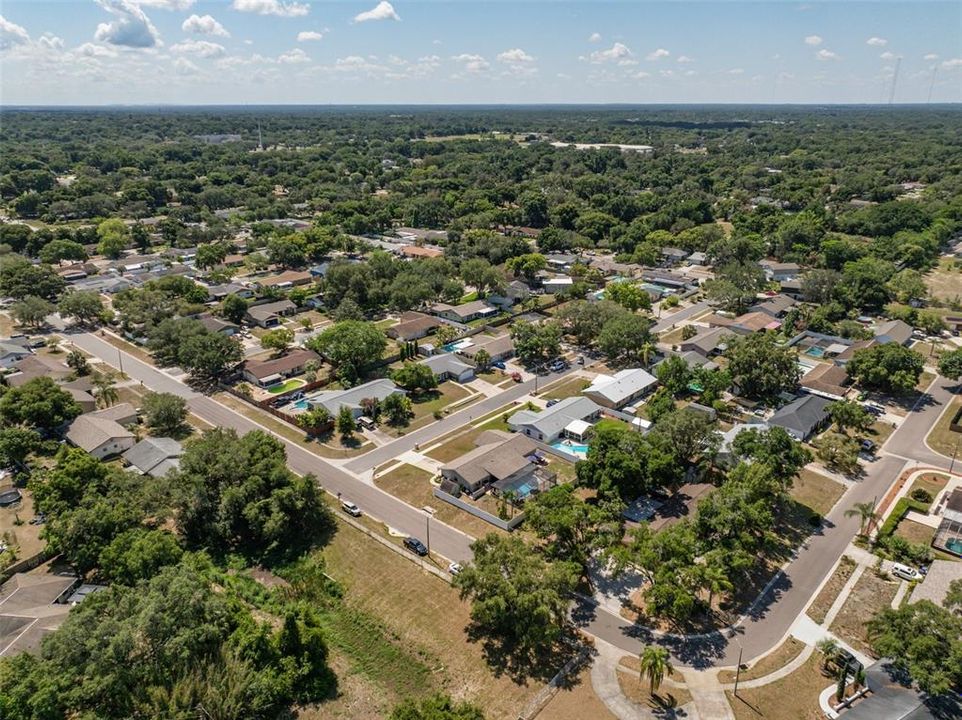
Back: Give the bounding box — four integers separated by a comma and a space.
844, 501, 879, 537
93, 373, 119, 409
638, 645, 673, 695
700, 564, 733, 609
816, 637, 839, 670
640, 341, 656, 368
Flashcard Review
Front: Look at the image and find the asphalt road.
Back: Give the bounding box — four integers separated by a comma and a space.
343, 365, 577, 473
651, 300, 711, 334
67, 331, 477, 564
68, 330, 957, 669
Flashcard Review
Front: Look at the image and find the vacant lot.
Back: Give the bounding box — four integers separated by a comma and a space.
792, 469, 846, 516
806, 556, 857, 624
315, 519, 544, 718
538, 375, 590, 400
927, 396, 962, 459
727, 653, 831, 720
424, 403, 522, 463
0, 489, 44, 562
829, 571, 899, 657
718, 638, 807, 684
925, 259, 962, 302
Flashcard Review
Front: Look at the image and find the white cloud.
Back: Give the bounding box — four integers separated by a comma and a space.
804, 35, 822, 46
182, 14, 229, 37
451, 53, 489, 73
77, 41, 118, 57
353, 1, 400, 23
497, 48, 534, 64
278, 47, 309, 63
879, 51, 895, 60
588, 32, 601, 43
133, 0, 195, 9
634, 71, 650, 79
816, 48, 840, 61
866, 36, 887, 46
37, 33, 65, 50
94, 0, 162, 49
942, 58, 962, 69
170, 39, 226, 57
589, 42, 631, 64
0, 15, 31, 49
173, 56, 199, 74
676, 55, 694, 63
297, 30, 326, 41
646, 48, 670, 61
728, 68, 744, 74
924, 53, 939, 61
231, 0, 309, 18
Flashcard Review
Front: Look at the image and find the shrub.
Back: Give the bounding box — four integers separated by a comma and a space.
910, 488, 933, 504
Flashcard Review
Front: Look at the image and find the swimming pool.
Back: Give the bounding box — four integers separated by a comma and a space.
442, 338, 473, 352
805, 346, 826, 358
551, 440, 590, 460
293, 399, 309, 410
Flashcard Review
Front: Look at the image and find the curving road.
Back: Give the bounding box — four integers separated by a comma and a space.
69, 330, 958, 669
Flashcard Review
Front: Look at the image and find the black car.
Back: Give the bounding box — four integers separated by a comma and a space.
404, 537, 428, 556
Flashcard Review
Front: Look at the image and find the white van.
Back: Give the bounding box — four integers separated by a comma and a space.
891, 563, 920, 581
340, 499, 362, 517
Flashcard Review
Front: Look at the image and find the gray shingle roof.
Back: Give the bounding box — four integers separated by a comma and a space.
767, 395, 831, 437
309, 379, 404, 416
123, 437, 183, 477
509, 396, 602, 439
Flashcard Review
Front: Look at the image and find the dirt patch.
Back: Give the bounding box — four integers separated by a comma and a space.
894, 519, 936, 546
538, 664, 618, 720
616, 663, 692, 711
0, 488, 45, 563
806, 556, 857, 624
829, 570, 899, 657
924, 260, 962, 303
727, 652, 832, 720
792, 470, 845, 516
718, 638, 807, 684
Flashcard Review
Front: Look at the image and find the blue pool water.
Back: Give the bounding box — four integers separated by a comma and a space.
551, 441, 590, 460
805, 346, 826, 358
293, 399, 309, 410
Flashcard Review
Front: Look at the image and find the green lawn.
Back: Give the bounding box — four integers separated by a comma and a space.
537, 375, 590, 399
267, 378, 306, 394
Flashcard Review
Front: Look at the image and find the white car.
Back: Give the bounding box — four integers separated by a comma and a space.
891, 562, 921, 581
448, 562, 463, 576
340, 499, 362, 517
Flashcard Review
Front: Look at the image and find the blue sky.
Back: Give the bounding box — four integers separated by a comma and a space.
1, 1, 959, 105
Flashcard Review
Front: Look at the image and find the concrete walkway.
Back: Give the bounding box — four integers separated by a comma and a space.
679, 668, 734, 720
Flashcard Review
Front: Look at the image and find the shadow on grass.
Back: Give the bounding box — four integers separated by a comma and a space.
464, 623, 587, 685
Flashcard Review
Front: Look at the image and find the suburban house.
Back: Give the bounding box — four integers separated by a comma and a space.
430, 300, 498, 323
716, 421, 769, 468
387, 312, 441, 341
458, 334, 515, 363
933, 488, 962, 559
583, 368, 658, 410
544, 253, 583, 272
659, 247, 690, 266
779, 278, 804, 298
731, 311, 782, 334
245, 299, 298, 328
63, 386, 97, 413
540, 276, 574, 294
800, 363, 851, 401
254, 270, 313, 290
508, 396, 603, 443
488, 280, 531, 309
767, 394, 832, 441
833, 339, 878, 365
686, 251, 708, 266
205, 283, 254, 301
242, 348, 320, 387
640, 269, 692, 292
680, 327, 736, 358
0, 340, 31, 369
440, 430, 549, 495
749, 293, 797, 318
873, 319, 914, 346
65, 405, 138, 459
0, 573, 83, 657
419, 354, 476, 383
6, 355, 73, 387
760, 260, 802, 282
399, 244, 444, 259
198, 315, 240, 336
307, 378, 405, 418
655, 350, 719, 372
123, 436, 183, 478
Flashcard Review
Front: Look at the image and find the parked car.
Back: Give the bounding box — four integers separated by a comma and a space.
448, 562, 462, 576
546, 399, 560, 407
404, 537, 428, 556
891, 562, 921, 581
510, 372, 522, 382
340, 499, 362, 517
860, 439, 876, 454
492, 360, 506, 370
549, 359, 567, 372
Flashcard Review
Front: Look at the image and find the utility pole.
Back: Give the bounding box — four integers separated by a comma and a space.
117, 347, 124, 376
733, 642, 744, 697
425, 513, 431, 556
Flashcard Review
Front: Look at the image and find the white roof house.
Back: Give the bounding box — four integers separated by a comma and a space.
508, 396, 603, 443
583, 368, 658, 409
419, 354, 476, 383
